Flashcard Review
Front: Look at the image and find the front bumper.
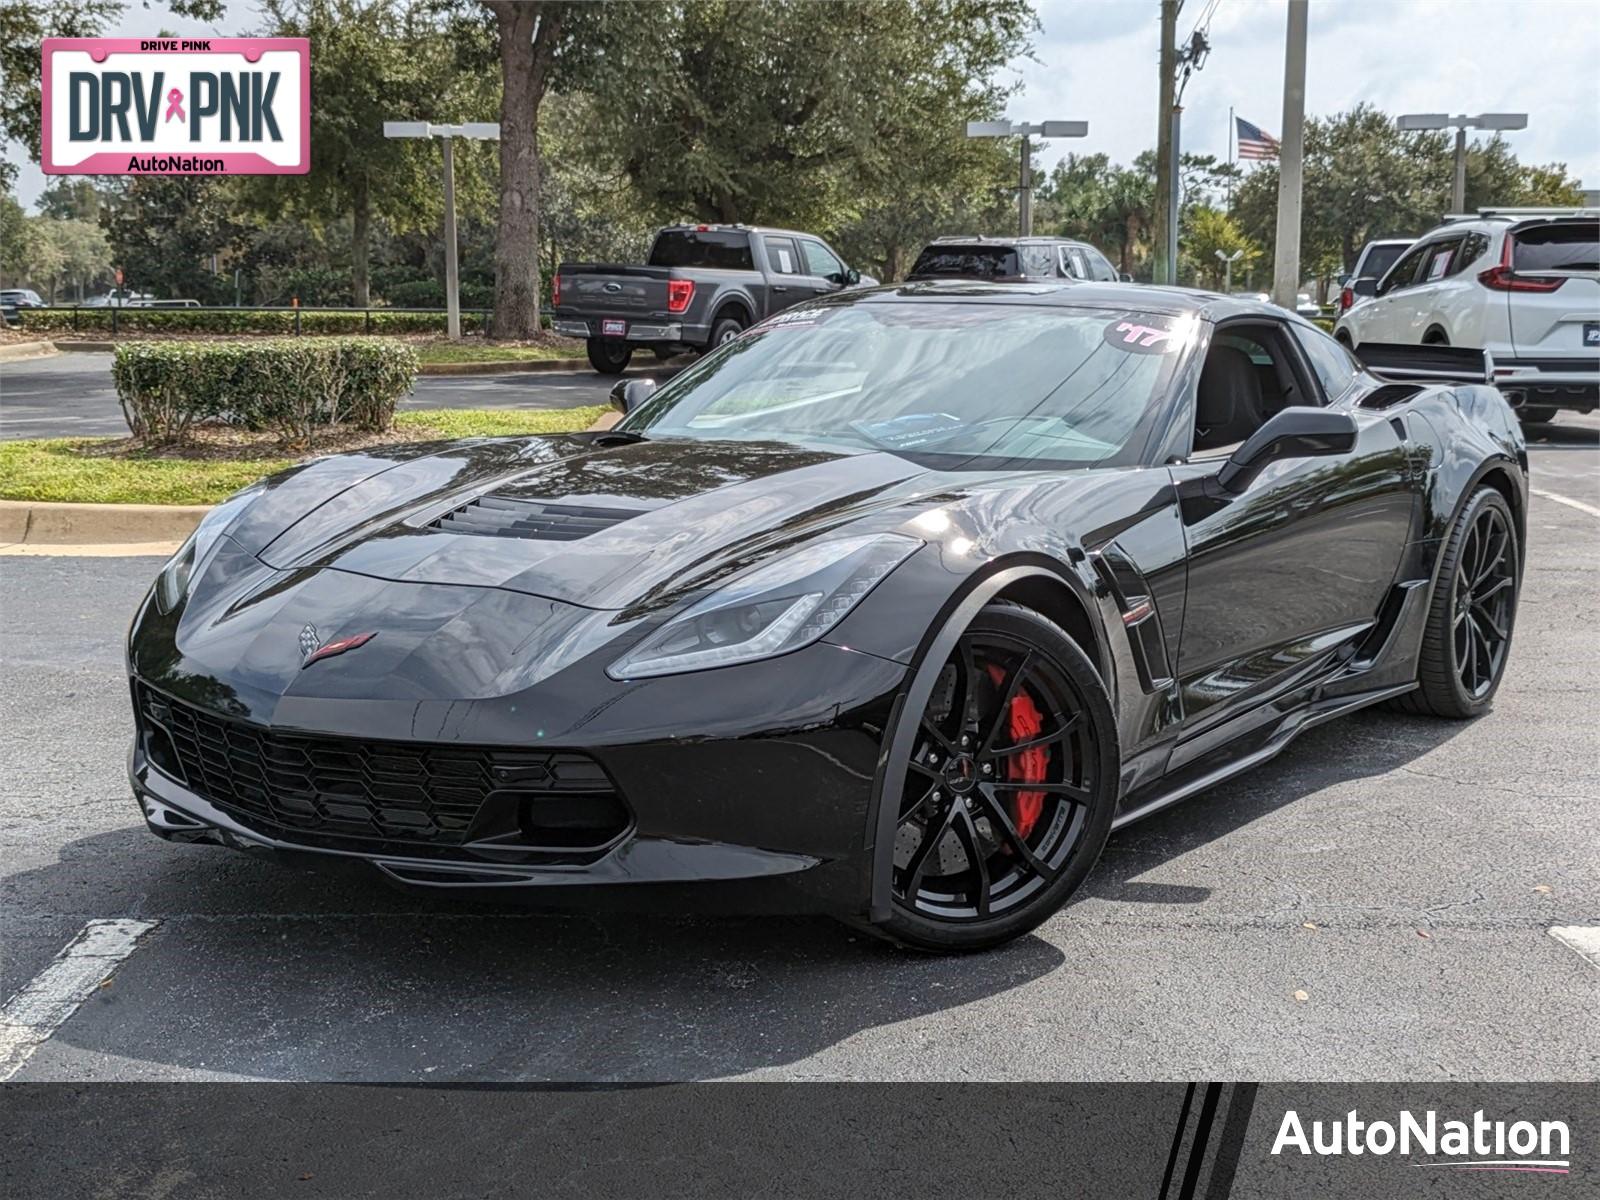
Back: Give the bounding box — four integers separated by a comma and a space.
127, 639, 908, 914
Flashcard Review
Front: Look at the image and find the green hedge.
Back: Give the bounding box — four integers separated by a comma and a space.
111, 338, 419, 443
22, 307, 488, 336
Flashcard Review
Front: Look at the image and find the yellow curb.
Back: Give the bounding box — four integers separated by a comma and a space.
0, 499, 209, 546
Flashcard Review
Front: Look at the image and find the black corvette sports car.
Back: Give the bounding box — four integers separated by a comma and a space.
128, 282, 1527, 950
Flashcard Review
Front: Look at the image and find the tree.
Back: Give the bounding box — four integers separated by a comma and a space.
101, 177, 243, 302
256, 0, 484, 305
1180, 206, 1260, 289
0, 0, 223, 172
484, 1, 582, 339
578, 1, 1034, 230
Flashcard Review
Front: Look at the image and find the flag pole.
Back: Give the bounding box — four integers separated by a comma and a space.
1227, 105, 1235, 211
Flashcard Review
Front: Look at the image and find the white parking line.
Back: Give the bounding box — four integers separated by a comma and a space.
1548, 926, 1600, 973
0, 919, 157, 1081
1530, 488, 1600, 519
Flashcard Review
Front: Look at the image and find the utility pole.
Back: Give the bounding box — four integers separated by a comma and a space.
1271, 0, 1309, 310
1019, 132, 1033, 237
1155, 0, 1178, 285
1397, 113, 1528, 214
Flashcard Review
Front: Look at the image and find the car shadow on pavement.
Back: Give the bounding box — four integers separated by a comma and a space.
6, 822, 1065, 1082
1520, 419, 1598, 449
1080, 707, 1474, 908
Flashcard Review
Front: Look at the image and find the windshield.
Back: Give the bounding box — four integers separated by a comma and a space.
621, 301, 1192, 467
910, 246, 1022, 279
1362, 243, 1408, 280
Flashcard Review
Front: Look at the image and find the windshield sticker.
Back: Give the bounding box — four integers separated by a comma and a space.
1104, 318, 1181, 353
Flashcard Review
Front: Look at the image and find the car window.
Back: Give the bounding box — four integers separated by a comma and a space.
1087, 249, 1118, 281
1512, 220, 1600, 271
1377, 243, 1430, 295
1361, 242, 1409, 281
1056, 247, 1078, 278
1195, 324, 1308, 455
799, 240, 844, 279
648, 230, 754, 270
624, 302, 1189, 469
1018, 245, 1055, 276
908, 246, 1021, 278
763, 237, 802, 275
1453, 232, 1490, 272
1292, 324, 1360, 400
1422, 239, 1460, 282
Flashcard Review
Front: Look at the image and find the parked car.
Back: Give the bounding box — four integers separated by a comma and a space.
0, 288, 46, 308
1336, 238, 1413, 314
126, 282, 1526, 951
84, 289, 154, 308
552, 223, 875, 374
907, 235, 1127, 283
1335, 209, 1599, 423
1294, 292, 1322, 318
139, 299, 203, 309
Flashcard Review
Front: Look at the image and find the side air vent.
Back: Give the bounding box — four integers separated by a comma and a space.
1357, 383, 1424, 410
429, 495, 647, 541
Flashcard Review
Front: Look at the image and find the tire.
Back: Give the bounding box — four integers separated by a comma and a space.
1517, 406, 1557, 425
707, 315, 745, 350
868, 601, 1120, 953
1423, 328, 1450, 345
1334, 330, 1353, 348
586, 338, 632, 375
1390, 487, 1519, 719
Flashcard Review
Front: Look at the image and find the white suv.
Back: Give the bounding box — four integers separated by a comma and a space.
1334, 210, 1599, 423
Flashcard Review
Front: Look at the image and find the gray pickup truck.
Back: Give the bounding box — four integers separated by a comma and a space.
551, 224, 871, 374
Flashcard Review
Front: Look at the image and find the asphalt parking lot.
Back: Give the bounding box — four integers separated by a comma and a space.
0, 351, 640, 440
1, 414, 1595, 1083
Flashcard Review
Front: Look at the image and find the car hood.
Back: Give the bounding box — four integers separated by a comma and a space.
233, 435, 941, 614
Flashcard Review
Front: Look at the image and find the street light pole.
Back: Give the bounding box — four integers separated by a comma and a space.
1396, 112, 1529, 214
1271, 0, 1309, 311
382, 121, 501, 340
966, 119, 1089, 239
1215, 248, 1244, 292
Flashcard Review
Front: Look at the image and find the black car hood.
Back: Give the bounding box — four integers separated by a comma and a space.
245, 436, 939, 613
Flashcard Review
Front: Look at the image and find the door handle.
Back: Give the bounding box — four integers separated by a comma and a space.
772, 285, 788, 292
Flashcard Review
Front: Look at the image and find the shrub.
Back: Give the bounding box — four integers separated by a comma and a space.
22, 307, 488, 336
111, 338, 419, 444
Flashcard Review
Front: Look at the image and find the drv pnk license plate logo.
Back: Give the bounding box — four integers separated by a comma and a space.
42, 38, 310, 175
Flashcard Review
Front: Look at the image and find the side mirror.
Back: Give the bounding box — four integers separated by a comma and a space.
846, 267, 861, 285
1217, 407, 1358, 493
1350, 276, 1378, 299
608, 377, 657, 415
1119, 271, 1134, 283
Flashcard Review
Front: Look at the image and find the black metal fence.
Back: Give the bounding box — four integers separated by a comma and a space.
10, 305, 500, 337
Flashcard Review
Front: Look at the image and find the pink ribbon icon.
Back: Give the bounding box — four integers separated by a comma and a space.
164, 88, 185, 123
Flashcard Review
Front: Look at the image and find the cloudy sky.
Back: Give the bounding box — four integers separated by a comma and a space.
9, 0, 1600, 208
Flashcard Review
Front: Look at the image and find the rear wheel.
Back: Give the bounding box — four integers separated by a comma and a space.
708, 315, 745, 349
586, 338, 632, 375
872, 603, 1119, 953
1517, 406, 1557, 425
1391, 487, 1519, 719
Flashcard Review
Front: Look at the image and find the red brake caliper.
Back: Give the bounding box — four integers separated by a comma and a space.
984, 665, 1050, 839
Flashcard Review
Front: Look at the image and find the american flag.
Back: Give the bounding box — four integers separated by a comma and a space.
1235, 116, 1279, 161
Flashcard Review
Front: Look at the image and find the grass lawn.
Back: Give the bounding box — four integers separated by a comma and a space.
413, 339, 583, 366
0, 406, 606, 506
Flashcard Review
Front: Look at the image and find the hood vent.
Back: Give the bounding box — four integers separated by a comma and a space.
430, 495, 647, 541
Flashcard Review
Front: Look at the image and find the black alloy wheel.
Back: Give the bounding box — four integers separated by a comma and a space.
876, 603, 1118, 952
1392, 487, 1520, 719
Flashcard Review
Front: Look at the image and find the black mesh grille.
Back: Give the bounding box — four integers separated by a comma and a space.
136, 684, 627, 857
429, 495, 646, 541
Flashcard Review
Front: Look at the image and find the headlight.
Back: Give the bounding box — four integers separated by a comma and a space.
606, 533, 921, 680
154, 486, 262, 613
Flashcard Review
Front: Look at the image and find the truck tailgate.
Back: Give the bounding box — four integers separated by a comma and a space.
1507, 220, 1600, 358
561, 266, 672, 315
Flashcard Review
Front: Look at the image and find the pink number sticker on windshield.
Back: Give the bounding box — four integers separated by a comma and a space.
1103, 318, 1180, 353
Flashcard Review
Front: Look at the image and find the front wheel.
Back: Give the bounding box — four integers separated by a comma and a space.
1391, 487, 1519, 719
1517, 406, 1557, 425
586, 338, 632, 375
871, 603, 1120, 953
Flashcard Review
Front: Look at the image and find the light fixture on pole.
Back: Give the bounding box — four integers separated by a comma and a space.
1395, 112, 1528, 214
1214, 248, 1244, 292
966, 119, 1089, 237
383, 121, 501, 339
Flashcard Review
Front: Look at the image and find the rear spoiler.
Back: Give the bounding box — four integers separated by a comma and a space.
1352, 342, 1493, 386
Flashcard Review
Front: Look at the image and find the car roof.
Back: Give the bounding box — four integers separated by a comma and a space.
814, 278, 1305, 322
921, 235, 1094, 248
657, 223, 819, 240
